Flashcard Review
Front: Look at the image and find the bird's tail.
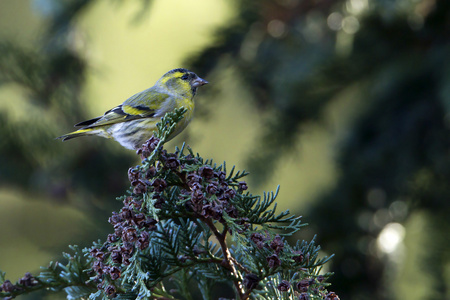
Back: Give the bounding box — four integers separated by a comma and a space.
56, 128, 105, 141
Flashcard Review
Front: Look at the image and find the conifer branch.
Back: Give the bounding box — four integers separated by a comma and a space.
0, 108, 339, 300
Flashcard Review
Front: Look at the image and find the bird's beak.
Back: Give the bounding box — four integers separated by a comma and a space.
192, 77, 208, 87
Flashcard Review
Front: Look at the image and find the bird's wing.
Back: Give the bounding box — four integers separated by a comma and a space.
77, 89, 171, 129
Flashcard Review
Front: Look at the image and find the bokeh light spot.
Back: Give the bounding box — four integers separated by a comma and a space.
389, 200, 408, 221
327, 12, 343, 31
377, 222, 405, 254
367, 188, 386, 208
267, 19, 287, 38
346, 0, 369, 15
342, 16, 360, 34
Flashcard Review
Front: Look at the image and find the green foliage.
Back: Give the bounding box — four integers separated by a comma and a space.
0, 245, 96, 300
188, 0, 450, 298
0, 109, 337, 299
4, 0, 447, 298
0, 0, 134, 227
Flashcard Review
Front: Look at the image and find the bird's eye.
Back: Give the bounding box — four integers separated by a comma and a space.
181, 74, 189, 80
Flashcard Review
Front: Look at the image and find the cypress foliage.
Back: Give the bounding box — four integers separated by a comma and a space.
0, 109, 337, 300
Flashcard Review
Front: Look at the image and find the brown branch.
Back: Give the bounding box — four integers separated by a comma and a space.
203, 218, 246, 299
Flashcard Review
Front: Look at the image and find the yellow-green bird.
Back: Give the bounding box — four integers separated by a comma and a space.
57, 68, 208, 150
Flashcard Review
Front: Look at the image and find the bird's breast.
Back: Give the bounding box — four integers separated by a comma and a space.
181, 98, 195, 123
170, 98, 195, 139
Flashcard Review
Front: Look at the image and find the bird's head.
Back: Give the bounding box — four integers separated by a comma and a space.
159, 68, 208, 98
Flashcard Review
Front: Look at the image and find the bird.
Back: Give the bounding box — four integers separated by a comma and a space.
57, 68, 208, 150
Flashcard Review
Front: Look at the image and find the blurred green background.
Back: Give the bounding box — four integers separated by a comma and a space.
0, 0, 449, 299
